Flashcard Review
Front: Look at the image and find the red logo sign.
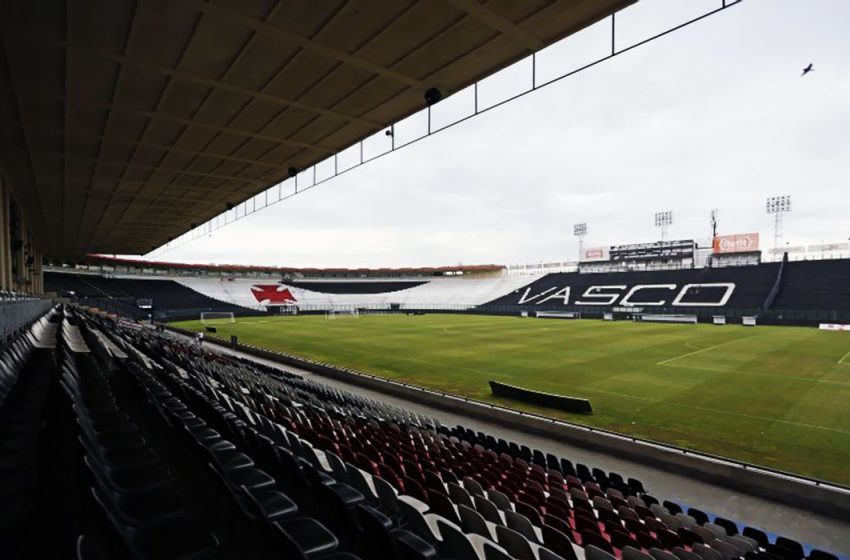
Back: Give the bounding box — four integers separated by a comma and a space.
251, 284, 297, 304
713, 233, 759, 254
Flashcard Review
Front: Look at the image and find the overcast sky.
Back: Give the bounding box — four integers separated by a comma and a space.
156, 0, 850, 268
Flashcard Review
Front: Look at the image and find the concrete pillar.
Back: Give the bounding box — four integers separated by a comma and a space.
25, 228, 34, 294
0, 174, 9, 290
32, 245, 42, 295
11, 205, 25, 293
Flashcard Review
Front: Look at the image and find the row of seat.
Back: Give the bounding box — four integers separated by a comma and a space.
116, 319, 534, 560
86, 311, 840, 560
0, 289, 39, 301
128, 356, 365, 560
0, 311, 59, 557
61, 315, 221, 560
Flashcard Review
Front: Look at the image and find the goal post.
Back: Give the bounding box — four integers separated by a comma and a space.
200, 311, 236, 325
325, 308, 359, 320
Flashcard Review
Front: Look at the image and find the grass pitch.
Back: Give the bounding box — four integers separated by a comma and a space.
173, 314, 850, 485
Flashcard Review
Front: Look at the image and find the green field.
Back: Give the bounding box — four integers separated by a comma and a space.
173, 314, 850, 485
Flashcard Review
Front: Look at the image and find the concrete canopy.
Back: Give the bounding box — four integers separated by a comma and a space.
0, 0, 632, 257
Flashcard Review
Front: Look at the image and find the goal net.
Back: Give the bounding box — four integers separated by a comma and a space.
325, 308, 359, 320
200, 311, 236, 325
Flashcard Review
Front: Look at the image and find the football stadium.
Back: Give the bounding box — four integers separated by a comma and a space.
1, 1, 849, 560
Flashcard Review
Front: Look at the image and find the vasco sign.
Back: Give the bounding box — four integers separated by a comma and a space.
515, 282, 736, 307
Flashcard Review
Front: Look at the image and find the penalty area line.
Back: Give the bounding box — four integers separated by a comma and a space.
656, 335, 761, 366
839, 349, 850, 365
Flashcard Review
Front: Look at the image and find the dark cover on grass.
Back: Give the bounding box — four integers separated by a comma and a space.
489, 380, 593, 414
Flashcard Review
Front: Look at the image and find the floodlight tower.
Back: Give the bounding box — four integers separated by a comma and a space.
573, 223, 587, 261
655, 211, 673, 241
766, 195, 791, 255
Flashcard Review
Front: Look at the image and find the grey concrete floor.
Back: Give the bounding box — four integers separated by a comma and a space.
190, 337, 850, 555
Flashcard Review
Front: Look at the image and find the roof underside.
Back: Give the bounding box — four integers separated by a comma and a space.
0, 0, 632, 258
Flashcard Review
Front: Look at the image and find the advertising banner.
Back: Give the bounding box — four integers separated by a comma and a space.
808, 243, 850, 253
768, 246, 805, 255
713, 233, 759, 254
819, 323, 850, 332
580, 246, 610, 262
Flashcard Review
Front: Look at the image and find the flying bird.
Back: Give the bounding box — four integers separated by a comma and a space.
801, 63, 814, 76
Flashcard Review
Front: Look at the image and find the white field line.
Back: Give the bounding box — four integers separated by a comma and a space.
838, 349, 850, 365
656, 335, 761, 366
658, 362, 850, 387
581, 387, 850, 435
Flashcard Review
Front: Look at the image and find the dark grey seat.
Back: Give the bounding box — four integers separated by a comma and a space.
458, 504, 492, 540
495, 525, 536, 560
586, 545, 618, 560
436, 518, 481, 560
473, 494, 503, 525
504, 510, 540, 544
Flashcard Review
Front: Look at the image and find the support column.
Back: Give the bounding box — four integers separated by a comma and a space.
32, 241, 42, 295
10, 204, 25, 293
0, 174, 8, 290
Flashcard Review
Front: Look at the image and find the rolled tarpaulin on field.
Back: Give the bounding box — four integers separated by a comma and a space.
489, 380, 593, 415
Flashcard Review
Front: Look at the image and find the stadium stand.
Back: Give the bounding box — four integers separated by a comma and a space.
485, 266, 780, 311
44, 272, 254, 321
44, 259, 850, 325
771, 259, 850, 311
483, 261, 850, 324
3, 303, 839, 559
284, 280, 430, 294
45, 270, 542, 315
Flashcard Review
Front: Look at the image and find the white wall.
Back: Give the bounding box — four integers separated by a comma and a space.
166, 274, 541, 310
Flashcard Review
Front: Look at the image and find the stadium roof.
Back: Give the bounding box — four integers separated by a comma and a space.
0, 0, 633, 258
66, 254, 505, 276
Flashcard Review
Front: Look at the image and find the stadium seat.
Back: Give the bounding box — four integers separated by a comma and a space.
624, 546, 656, 560
438, 518, 485, 560
270, 520, 342, 559
775, 537, 805, 560
91, 487, 220, 560
495, 524, 537, 560
651, 548, 682, 560
458, 504, 494, 540
541, 525, 579, 560
742, 527, 770, 549
586, 545, 619, 560
75, 535, 109, 560
473, 495, 503, 525
692, 543, 724, 560
713, 518, 739, 536
688, 508, 710, 525
663, 501, 683, 515
482, 540, 514, 560
808, 551, 839, 560
398, 500, 440, 545
504, 510, 541, 544
672, 547, 704, 560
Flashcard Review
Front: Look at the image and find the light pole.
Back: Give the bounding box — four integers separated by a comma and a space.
654, 211, 673, 241
573, 223, 587, 262
766, 195, 792, 258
